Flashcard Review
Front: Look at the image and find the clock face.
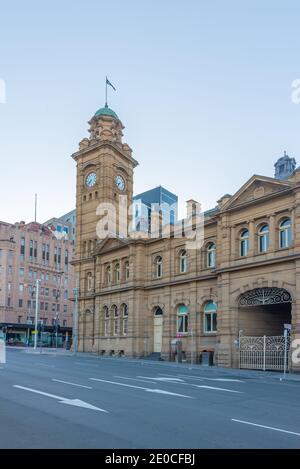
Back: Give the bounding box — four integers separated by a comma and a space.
115, 175, 125, 191
85, 172, 97, 188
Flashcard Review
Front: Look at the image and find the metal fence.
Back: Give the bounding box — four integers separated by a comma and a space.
239, 335, 290, 371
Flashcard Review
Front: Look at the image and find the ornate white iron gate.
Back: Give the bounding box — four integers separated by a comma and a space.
239, 335, 290, 371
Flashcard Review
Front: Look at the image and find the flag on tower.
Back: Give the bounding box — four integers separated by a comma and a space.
106, 77, 116, 91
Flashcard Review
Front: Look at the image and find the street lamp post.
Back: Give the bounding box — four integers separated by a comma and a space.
54, 272, 64, 350
34, 279, 40, 350
189, 327, 195, 369
73, 274, 79, 355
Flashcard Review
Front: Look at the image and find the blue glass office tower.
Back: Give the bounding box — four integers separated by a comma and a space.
133, 186, 178, 232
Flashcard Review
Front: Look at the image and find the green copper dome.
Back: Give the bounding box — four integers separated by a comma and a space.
94, 104, 119, 120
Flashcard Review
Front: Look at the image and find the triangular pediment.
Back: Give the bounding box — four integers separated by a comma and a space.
95, 236, 129, 254
222, 175, 293, 211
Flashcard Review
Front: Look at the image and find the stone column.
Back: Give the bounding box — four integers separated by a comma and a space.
248, 220, 255, 257
230, 226, 236, 262
216, 272, 237, 368
268, 214, 275, 252
188, 284, 197, 364
291, 260, 300, 372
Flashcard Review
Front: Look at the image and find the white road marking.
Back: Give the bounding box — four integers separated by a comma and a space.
90, 378, 193, 399
196, 385, 242, 393
137, 374, 242, 393
13, 385, 107, 412
114, 376, 155, 384
232, 419, 300, 437
175, 374, 244, 383
147, 389, 192, 397
138, 376, 185, 383
52, 379, 93, 389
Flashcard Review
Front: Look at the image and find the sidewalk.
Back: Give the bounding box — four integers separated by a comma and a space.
72, 351, 300, 383
9, 346, 300, 382
8, 346, 73, 356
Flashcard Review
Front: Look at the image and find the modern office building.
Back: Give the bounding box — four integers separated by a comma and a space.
44, 209, 76, 242
133, 186, 178, 232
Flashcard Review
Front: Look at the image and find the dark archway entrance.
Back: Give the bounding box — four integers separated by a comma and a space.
238, 287, 291, 336
238, 288, 292, 370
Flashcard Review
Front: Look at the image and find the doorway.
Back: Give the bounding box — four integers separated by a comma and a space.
153, 307, 163, 353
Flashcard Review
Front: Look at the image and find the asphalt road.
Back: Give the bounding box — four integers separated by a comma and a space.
1, 348, 300, 448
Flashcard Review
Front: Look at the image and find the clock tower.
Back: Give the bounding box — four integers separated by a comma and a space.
72, 103, 138, 262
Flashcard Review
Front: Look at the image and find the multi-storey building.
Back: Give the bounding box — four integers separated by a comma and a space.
0, 221, 74, 345
44, 209, 76, 243
133, 186, 178, 232
72, 102, 300, 372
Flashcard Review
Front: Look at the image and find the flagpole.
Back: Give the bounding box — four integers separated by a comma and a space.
34, 193, 37, 223
105, 76, 108, 107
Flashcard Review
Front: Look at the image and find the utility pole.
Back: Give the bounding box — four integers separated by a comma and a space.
283, 328, 288, 380
189, 328, 195, 369
54, 273, 63, 350
34, 279, 40, 350
55, 314, 58, 350
73, 274, 79, 355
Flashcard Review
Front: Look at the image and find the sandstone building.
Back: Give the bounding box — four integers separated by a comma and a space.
0, 221, 74, 345
72, 104, 300, 371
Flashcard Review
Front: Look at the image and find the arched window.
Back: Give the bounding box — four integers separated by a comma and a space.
112, 305, 119, 335
204, 301, 217, 333
240, 229, 249, 257
104, 306, 109, 336
121, 303, 128, 335
177, 304, 188, 333
207, 242, 216, 268
115, 263, 120, 283
279, 218, 292, 248
155, 256, 163, 278
258, 224, 269, 253
179, 250, 187, 273
106, 266, 111, 284
154, 307, 163, 316
86, 272, 93, 292
125, 261, 130, 281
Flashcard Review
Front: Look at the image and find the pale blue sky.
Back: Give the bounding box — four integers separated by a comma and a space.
1, 0, 300, 223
